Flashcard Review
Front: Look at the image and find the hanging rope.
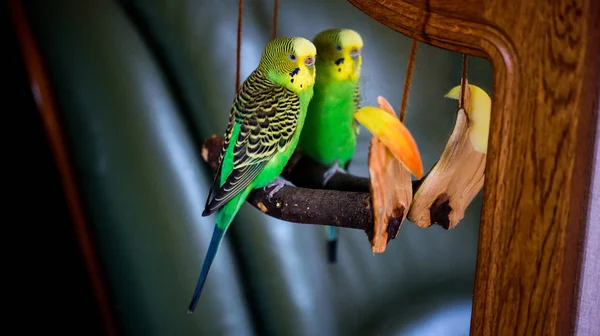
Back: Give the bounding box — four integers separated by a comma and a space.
235, 0, 243, 92
459, 54, 468, 109
272, 0, 279, 39
399, 5, 430, 122
399, 38, 418, 122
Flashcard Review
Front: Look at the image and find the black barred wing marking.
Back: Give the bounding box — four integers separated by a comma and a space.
203, 109, 236, 214
203, 79, 300, 216
203, 70, 270, 215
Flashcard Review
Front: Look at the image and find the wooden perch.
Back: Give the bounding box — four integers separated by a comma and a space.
201, 135, 374, 230
202, 135, 374, 193
282, 150, 371, 193
201, 135, 454, 233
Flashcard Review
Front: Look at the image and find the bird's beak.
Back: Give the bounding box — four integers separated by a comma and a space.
354, 104, 424, 179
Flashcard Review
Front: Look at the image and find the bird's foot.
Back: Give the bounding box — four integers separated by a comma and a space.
264, 176, 295, 200
322, 162, 346, 186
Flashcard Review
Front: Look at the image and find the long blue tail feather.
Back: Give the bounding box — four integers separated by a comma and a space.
187, 226, 225, 313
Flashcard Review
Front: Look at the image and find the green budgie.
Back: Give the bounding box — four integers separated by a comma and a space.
297, 28, 363, 263
188, 37, 317, 313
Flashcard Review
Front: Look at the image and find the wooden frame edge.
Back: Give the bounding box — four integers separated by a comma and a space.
564, 4, 600, 334
347, 0, 600, 335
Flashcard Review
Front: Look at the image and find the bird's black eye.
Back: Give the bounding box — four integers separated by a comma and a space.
288, 54, 297, 61
336, 45, 342, 51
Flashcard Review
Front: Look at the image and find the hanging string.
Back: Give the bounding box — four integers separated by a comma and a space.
272, 0, 279, 39
399, 38, 418, 122
399, 5, 429, 122
459, 54, 468, 109
235, 0, 243, 92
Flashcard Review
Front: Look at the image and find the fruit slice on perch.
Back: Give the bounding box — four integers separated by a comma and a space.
407, 82, 491, 229
354, 96, 423, 253
355, 103, 424, 179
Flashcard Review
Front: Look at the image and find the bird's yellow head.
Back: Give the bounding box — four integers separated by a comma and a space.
313, 28, 363, 82
258, 37, 317, 93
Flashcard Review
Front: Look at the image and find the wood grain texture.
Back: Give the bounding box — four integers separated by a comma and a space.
347, 0, 600, 335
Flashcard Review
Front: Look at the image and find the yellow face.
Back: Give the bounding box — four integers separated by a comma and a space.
286, 38, 317, 92
314, 29, 363, 81
260, 37, 317, 93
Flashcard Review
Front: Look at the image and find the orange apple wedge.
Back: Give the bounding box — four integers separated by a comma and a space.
354, 105, 424, 179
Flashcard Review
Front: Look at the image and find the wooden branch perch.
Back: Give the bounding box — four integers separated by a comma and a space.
282, 149, 371, 193
201, 135, 374, 231
202, 134, 465, 234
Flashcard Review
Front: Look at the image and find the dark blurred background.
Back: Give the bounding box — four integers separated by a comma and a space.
4, 0, 492, 334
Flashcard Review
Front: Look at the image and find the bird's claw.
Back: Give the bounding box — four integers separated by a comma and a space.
264, 177, 295, 201
322, 162, 346, 186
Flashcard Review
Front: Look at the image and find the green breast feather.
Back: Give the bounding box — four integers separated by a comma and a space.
298, 78, 361, 167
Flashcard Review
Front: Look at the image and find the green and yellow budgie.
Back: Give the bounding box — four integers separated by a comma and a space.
187, 37, 317, 313
297, 29, 364, 263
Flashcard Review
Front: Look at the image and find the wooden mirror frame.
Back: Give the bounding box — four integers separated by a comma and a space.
346, 0, 599, 334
